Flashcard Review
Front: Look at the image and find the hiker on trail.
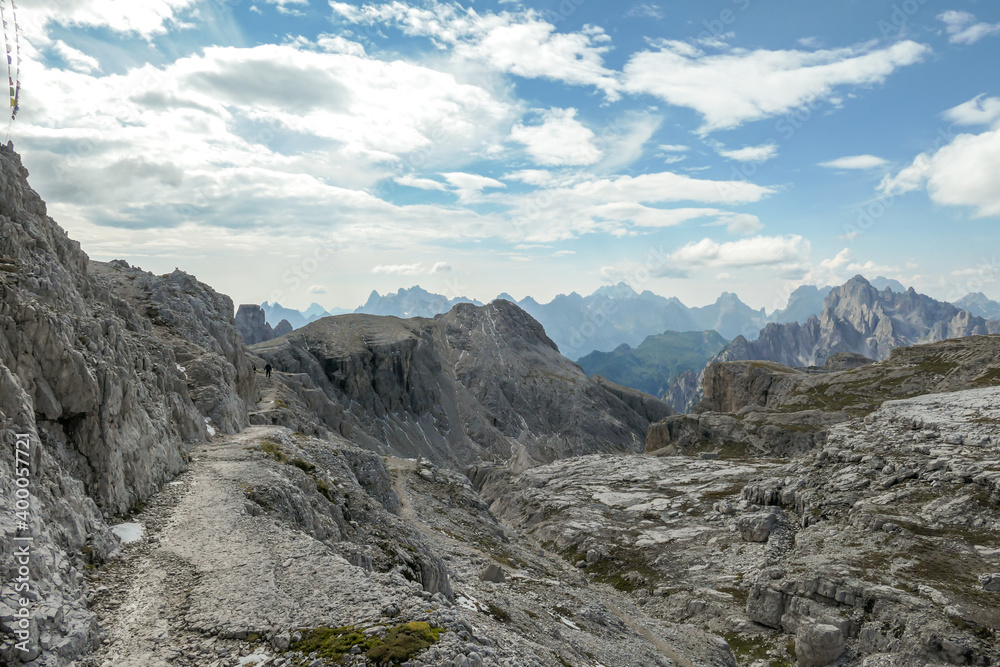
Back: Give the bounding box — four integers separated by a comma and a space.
264, 363, 272, 378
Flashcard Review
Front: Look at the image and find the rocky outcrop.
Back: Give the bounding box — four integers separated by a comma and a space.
252, 300, 672, 468
954, 292, 1000, 320
236, 304, 275, 345
721, 275, 1000, 368
667, 276, 1000, 413
645, 409, 845, 458
0, 143, 213, 665
649, 333, 1000, 458
472, 383, 1000, 667
93, 261, 258, 434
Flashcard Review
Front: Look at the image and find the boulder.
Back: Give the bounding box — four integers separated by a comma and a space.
479, 564, 506, 584
737, 509, 780, 543
980, 573, 1000, 592
794, 622, 845, 667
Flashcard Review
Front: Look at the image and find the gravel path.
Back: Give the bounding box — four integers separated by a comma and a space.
82, 426, 403, 667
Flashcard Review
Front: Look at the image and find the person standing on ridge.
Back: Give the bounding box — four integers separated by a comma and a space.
264, 363, 272, 378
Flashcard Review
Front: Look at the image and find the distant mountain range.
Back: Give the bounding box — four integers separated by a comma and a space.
665, 275, 1000, 411
261, 301, 351, 330
722, 275, 1000, 367
357, 286, 482, 318
259, 279, 999, 364
577, 331, 728, 397
954, 292, 1000, 320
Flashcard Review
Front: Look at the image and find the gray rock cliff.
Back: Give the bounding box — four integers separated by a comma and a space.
251, 300, 672, 468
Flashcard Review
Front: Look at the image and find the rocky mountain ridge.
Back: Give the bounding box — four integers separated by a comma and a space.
249, 300, 673, 469
0, 143, 257, 665
667, 276, 1000, 412
577, 330, 728, 398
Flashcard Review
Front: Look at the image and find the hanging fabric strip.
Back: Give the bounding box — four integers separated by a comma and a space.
8, 0, 18, 120
0, 0, 12, 117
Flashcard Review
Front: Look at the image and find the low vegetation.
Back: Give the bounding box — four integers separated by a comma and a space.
292, 622, 444, 664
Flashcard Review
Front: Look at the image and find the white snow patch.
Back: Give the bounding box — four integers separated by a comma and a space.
111, 522, 144, 544
635, 526, 711, 547
175, 364, 186, 373
626, 497, 674, 513
456, 593, 481, 612
558, 615, 580, 630
592, 490, 654, 507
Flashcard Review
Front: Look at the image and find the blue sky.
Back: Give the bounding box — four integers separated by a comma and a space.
10, 0, 1000, 312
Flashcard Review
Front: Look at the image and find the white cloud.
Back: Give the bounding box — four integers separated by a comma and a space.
623, 40, 929, 132
705, 213, 765, 235
373, 263, 426, 276
943, 94, 1000, 127
802, 248, 901, 287
330, 1, 621, 98
938, 11, 1000, 45
819, 154, 889, 169
51, 39, 101, 74
658, 144, 690, 152
879, 127, 1000, 217
430, 261, 452, 273
510, 108, 602, 166
18, 0, 199, 39
266, 0, 309, 15
625, 3, 663, 20
441, 172, 506, 202
662, 235, 810, 272
307, 285, 328, 295
16, 40, 525, 260
823, 248, 852, 269
717, 143, 778, 163
395, 175, 446, 191
316, 34, 367, 56
596, 112, 662, 172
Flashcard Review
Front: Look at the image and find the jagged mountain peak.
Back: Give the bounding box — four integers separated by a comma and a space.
591, 282, 640, 299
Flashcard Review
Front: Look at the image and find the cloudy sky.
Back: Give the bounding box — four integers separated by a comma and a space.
10, 0, 1000, 311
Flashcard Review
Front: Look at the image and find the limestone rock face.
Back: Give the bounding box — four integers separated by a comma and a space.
648, 333, 1000, 459
736, 509, 780, 543
721, 275, 1000, 368
0, 144, 214, 665
94, 261, 258, 434
252, 300, 672, 467
794, 622, 845, 667
667, 275, 1000, 412
236, 304, 275, 345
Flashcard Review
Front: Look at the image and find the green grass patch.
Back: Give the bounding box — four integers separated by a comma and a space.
290, 458, 316, 473
294, 622, 443, 664
486, 603, 511, 623
721, 632, 793, 666
366, 622, 443, 664
292, 626, 375, 660
973, 368, 1000, 387
314, 477, 335, 503
260, 440, 287, 463
558, 546, 661, 593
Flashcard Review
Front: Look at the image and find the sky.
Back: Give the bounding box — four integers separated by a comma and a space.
7, 0, 1000, 313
